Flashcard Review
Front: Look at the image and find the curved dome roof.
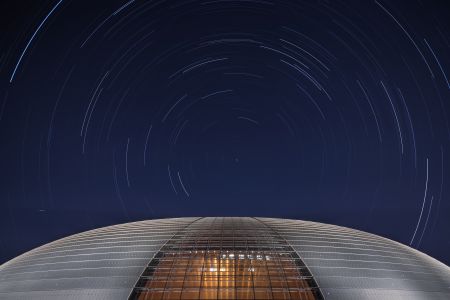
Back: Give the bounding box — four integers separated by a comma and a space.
0, 217, 449, 299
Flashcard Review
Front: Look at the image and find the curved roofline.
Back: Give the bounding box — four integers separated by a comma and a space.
2, 216, 448, 269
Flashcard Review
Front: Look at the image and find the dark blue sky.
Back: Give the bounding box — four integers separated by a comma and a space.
1, 0, 450, 265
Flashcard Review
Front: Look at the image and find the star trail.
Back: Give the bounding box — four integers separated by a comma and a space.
0, 0, 449, 266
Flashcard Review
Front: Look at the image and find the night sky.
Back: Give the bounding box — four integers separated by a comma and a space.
1, 0, 450, 266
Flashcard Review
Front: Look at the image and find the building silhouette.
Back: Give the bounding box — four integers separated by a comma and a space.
1, 217, 449, 299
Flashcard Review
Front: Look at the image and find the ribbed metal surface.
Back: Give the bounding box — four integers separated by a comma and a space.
1, 217, 449, 299
0, 218, 198, 300
257, 218, 450, 300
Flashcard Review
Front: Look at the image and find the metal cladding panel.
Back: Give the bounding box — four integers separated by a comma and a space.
257, 218, 450, 300
0, 218, 198, 300
0, 289, 132, 300
318, 289, 450, 300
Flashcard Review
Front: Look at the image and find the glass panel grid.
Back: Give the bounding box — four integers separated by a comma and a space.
130, 218, 323, 299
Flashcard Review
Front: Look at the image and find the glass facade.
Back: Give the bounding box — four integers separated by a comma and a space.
129, 218, 323, 299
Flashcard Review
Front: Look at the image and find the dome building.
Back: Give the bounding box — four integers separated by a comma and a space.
0, 217, 449, 299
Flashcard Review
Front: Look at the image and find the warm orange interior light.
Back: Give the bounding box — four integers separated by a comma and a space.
134, 249, 319, 299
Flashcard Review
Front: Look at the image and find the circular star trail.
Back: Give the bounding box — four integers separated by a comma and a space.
1, 0, 449, 265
